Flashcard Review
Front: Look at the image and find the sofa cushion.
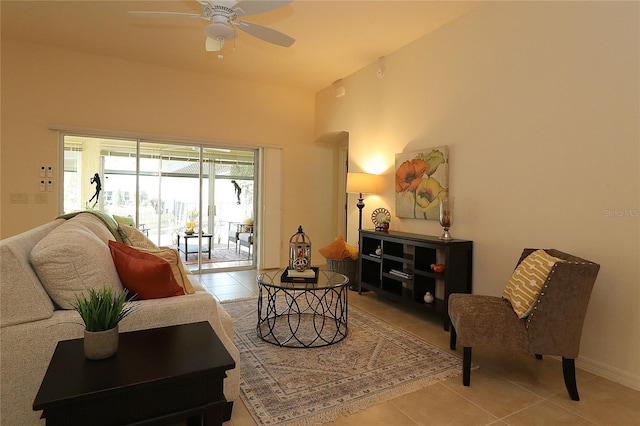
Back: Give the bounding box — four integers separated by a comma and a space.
113, 214, 135, 227
109, 241, 185, 299
1, 220, 62, 327
30, 221, 124, 309
503, 249, 563, 318
69, 213, 116, 244
135, 246, 195, 294
57, 211, 124, 243
118, 224, 159, 250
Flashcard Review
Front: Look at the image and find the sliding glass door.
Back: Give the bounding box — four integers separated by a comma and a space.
204, 147, 256, 252
138, 142, 202, 248
62, 134, 257, 273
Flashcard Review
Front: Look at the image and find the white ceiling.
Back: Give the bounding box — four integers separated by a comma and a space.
1, 0, 480, 92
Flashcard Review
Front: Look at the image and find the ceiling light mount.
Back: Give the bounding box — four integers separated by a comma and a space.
200, 3, 239, 23
333, 79, 346, 98
377, 56, 385, 79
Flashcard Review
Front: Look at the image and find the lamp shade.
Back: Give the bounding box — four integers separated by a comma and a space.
346, 172, 377, 195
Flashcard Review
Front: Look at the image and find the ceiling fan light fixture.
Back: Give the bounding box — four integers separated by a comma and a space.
204, 22, 235, 41
206, 35, 225, 52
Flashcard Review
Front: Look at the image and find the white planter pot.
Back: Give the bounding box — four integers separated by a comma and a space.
84, 325, 119, 360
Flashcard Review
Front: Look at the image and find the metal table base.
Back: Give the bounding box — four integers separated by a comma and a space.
256, 270, 349, 348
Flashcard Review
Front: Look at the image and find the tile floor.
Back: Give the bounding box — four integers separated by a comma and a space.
195, 270, 640, 426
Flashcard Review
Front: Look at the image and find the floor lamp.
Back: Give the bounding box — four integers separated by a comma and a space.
346, 172, 377, 231
346, 172, 377, 291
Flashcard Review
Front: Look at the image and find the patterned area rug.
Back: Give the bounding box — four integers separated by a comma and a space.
223, 298, 465, 425
184, 248, 250, 264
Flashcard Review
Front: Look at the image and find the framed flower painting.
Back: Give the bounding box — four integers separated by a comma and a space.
395, 146, 449, 220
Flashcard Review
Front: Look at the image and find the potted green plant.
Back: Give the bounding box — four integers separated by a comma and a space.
72, 287, 138, 360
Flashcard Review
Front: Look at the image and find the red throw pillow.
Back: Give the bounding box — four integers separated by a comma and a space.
108, 241, 185, 299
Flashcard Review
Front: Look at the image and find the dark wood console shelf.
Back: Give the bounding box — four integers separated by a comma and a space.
357, 229, 473, 330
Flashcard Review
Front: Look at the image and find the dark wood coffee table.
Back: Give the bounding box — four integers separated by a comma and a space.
33, 321, 235, 426
177, 232, 213, 261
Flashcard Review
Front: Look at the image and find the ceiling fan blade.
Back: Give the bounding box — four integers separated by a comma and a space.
237, 21, 295, 47
205, 36, 224, 52
128, 11, 208, 20
232, 0, 292, 17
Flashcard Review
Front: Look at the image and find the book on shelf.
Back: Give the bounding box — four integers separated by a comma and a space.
389, 269, 412, 279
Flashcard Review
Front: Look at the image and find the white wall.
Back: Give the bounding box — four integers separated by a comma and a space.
1, 40, 340, 264
315, 1, 639, 388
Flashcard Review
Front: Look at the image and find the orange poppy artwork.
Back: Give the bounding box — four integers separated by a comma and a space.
395, 146, 449, 220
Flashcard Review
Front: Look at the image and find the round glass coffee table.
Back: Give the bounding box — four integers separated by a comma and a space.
256, 269, 349, 348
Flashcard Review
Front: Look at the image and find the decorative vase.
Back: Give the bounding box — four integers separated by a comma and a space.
439, 197, 454, 241
382, 223, 389, 232
423, 292, 434, 304
185, 220, 196, 235
84, 325, 119, 360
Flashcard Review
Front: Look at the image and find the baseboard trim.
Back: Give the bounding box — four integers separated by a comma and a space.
576, 355, 640, 391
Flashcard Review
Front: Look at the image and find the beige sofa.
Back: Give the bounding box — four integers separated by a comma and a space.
0, 213, 240, 425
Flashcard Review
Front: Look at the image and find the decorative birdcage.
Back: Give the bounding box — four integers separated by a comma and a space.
289, 225, 311, 271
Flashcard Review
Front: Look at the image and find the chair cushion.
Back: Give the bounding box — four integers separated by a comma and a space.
503, 249, 563, 318
109, 241, 185, 300
449, 294, 528, 351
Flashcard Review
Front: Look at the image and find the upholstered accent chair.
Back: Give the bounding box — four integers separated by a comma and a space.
448, 248, 600, 401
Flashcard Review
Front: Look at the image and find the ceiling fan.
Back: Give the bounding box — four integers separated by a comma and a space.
130, 0, 295, 52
